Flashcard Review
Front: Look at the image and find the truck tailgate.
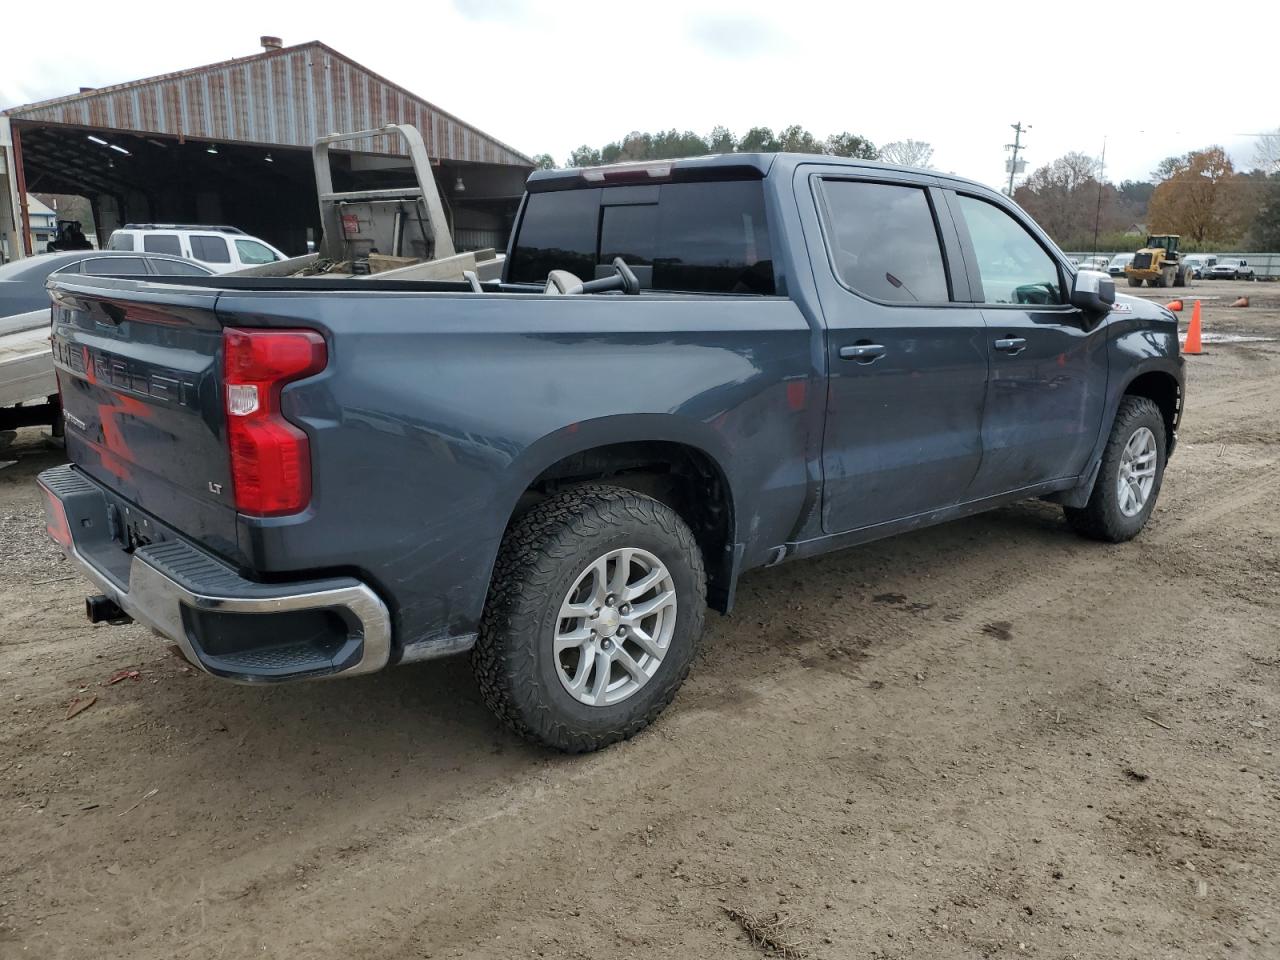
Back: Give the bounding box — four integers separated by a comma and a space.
48, 278, 240, 559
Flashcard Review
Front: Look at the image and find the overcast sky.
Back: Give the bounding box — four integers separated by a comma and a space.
3, 0, 1275, 189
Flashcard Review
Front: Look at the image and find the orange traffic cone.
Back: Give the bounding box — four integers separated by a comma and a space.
1183, 300, 1203, 355
1167, 299, 1183, 312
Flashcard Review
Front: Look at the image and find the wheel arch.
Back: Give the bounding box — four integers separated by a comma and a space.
501, 417, 741, 613
1121, 369, 1182, 449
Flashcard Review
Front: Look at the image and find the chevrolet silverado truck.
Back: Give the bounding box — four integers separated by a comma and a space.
37, 154, 1184, 752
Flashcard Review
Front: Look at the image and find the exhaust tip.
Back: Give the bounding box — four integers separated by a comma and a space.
85, 594, 131, 625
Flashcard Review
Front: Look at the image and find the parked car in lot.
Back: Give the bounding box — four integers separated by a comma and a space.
1, 252, 216, 441
1077, 256, 1110, 273
1182, 254, 1218, 279
0, 249, 214, 318
39, 153, 1184, 752
1108, 253, 1135, 276
106, 224, 287, 274
1209, 258, 1254, 280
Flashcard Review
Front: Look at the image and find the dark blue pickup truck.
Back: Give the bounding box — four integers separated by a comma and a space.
38, 154, 1183, 751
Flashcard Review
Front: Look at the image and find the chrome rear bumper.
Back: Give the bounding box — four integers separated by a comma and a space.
37, 464, 391, 683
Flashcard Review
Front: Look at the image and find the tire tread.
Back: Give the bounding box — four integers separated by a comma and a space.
1065, 396, 1166, 543
472, 484, 705, 753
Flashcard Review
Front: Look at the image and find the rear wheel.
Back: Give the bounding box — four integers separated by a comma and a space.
473, 484, 706, 752
1064, 396, 1167, 542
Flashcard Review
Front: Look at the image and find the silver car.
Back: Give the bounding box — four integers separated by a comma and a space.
1107, 253, 1135, 276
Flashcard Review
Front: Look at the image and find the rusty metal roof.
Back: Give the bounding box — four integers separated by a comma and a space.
2, 42, 533, 167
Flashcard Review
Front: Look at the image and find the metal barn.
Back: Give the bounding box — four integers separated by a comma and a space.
0, 38, 533, 260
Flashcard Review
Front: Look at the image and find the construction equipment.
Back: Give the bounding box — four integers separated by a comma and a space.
1124, 234, 1192, 289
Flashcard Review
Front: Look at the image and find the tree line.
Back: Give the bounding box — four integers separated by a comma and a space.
1014, 137, 1280, 252
532, 129, 934, 170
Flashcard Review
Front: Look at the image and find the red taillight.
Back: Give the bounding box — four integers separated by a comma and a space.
222, 328, 327, 516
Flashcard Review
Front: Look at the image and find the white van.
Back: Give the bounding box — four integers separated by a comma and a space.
105, 225, 287, 274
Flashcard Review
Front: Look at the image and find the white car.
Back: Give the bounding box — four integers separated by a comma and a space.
105, 224, 287, 274
1076, 256, 1110, 273
1182, 254, 1217, 279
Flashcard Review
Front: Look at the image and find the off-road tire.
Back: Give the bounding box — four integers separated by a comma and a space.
473, 484, 706, 752
1064, 396, 1167, 542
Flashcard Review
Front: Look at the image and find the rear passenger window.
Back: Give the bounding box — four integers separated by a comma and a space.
819, 180, 950, 303
652, 182, 774, 294
142, 234, 181, 256
151, 259, 212, 276
83, 257, 147, 276
190, 235, 230, 263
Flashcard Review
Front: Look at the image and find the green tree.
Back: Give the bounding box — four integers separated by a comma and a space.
777, 124, 823, 153
1246, 174, 1280, 248
707, 125, 736, 153
824, 132, 878, 160
531, 153, 556, 170
738, 127, 780, 152
567, 145, 602, 167
649, 129, 712, 159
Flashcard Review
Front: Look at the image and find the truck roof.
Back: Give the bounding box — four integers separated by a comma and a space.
527, 152, 998, 196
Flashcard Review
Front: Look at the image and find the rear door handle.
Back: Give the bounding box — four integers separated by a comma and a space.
839, 343, 886, 362
993, 337, 1027, 354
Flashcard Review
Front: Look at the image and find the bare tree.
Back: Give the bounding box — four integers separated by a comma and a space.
1253, 128, 1280, 174
878, 139, 934, 169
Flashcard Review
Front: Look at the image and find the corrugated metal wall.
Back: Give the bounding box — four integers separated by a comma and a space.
3, 43, 530, 167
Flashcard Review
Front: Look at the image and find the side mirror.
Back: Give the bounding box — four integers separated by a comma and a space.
1070, 269, 1115, 314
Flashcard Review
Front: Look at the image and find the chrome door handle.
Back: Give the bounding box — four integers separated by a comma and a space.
993, 337, 1027, 354
839, 343, 886, 362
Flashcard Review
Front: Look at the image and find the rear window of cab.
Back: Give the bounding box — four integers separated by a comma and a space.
507, 180, 775, 294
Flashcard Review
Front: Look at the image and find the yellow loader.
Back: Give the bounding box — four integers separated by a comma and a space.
1124, 234, 1192, 288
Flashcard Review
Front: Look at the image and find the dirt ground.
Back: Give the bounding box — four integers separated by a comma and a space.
2, 280, 1277, 960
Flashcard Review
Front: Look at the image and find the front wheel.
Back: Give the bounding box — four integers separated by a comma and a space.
1064, 396, 1167, 542
473, 484, 706, 752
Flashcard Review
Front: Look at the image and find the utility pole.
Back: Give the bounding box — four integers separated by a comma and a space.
1092, 137, 1107, 259
1005, 122, 1029, 196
